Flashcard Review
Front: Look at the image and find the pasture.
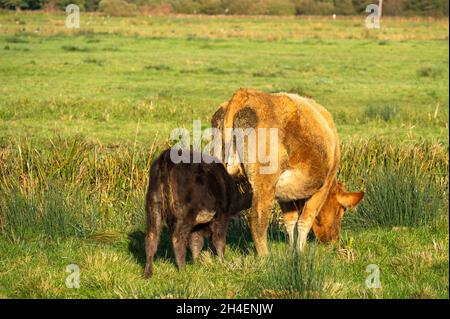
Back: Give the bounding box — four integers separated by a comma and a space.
0, 12, 448, 298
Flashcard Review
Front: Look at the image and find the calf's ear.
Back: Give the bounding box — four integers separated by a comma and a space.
337, 190, 365, 209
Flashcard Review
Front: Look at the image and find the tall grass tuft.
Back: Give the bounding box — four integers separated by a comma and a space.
61, 45, 92, 52
339, 139, 449, 190
255, 246, 326, 299
417, 65, 443, 78
0, 137, 159, 241
0, 185, 98, 241
5, 36, 29, 43
345, 166, 442, 229
363, 104, 397, 122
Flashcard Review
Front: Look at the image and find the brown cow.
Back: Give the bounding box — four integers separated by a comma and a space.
143, 148, 252, 278
212, 89, 364, 255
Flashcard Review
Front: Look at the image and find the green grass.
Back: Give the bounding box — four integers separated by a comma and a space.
0, 13, 448, 145
0, 220, 448, 298
0, 12, 448, 299
0, 138, 447, 299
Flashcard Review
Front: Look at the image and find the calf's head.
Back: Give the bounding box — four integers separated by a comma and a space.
312, 182, 364, 243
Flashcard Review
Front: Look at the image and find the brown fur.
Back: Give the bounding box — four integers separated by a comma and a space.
143, 149, 252, 278
212, 89, 364, 254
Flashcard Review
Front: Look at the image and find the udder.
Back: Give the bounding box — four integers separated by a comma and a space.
275, 169, 323, 202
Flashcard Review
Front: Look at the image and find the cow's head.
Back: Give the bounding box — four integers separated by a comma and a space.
312, 181, 364, 243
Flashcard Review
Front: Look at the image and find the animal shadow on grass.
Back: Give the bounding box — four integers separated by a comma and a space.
128, 227, 174, 267
227, 215, 316, 253
226, 217, 289, 254
128, 216, 288, 269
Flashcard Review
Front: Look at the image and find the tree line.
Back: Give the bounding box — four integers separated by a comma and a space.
0, 0, 448, 17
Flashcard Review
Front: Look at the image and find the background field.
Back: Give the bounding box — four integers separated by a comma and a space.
0, 12, 448, 298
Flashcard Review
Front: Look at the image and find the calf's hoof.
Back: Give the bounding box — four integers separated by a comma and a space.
142, 272, 152, 279
143, 265, 152, 279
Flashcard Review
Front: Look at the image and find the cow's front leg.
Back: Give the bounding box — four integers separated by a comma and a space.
297, 187, 330, 252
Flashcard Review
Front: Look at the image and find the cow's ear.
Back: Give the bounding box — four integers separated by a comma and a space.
337, 190, 365, 209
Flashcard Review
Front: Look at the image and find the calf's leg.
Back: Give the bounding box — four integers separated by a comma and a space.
189, 231, 205, 261
172, 216, 194, 271
143, 201, 162, 279
210, 214, 229, 261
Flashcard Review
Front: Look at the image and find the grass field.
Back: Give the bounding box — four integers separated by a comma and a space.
0, 12, 448, 299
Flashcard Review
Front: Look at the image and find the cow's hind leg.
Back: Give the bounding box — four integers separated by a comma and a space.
143, 201, 162, 279
248, 185, 276, 256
